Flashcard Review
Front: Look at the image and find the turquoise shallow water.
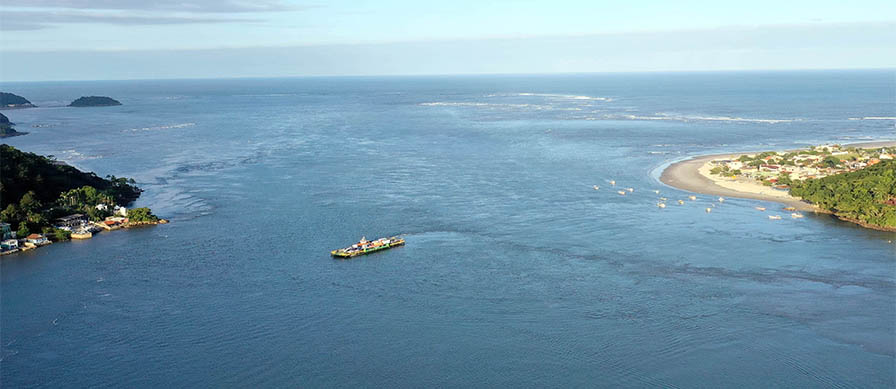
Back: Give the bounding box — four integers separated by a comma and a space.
1, 70, 895, 387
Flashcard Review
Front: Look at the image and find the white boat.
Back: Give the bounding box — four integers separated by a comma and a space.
617, 190, 626, 195
769, 215, 782, 220
755, 206, 766, 211
718, 197, 725, 203
659, 197, 667, 201
593, 185, 600, 190
610, 180, 616, 186
626, 187, 634, 192
657, 202, 666, 208
689, 195, 697, 201
791, 213, 804, 218
678, 200, 685, 205
705, 208, 712, 213
654, 190, 660, 194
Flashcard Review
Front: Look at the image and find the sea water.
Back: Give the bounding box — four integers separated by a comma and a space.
1, 70, 895, 387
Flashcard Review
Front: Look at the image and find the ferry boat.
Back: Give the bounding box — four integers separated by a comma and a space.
331, 236, 405, 258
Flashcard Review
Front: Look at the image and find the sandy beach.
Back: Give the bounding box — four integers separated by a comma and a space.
659, 140, 896, 211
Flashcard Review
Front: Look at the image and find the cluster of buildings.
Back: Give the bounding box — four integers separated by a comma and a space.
0, 205, 131, 256
1, 222, 51, 255
709, 145, 894, 187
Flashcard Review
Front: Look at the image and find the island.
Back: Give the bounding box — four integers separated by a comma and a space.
0, 113, 27, 138
661, 142, 896, 231
0, 92, 36, 109
68, 96, 122, 107
0, 144, 167, 255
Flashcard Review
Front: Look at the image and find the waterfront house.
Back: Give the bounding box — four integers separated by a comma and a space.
114, 206, 128, 217
96, 203, 109, 211
1, 239, 18, 251
26, 234, 49, 245
55, 214, 88, 229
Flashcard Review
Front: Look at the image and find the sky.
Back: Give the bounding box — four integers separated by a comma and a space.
0, 0, 894, 81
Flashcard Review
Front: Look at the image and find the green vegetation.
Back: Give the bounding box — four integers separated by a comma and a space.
790, 160, 896, 229
1, 144, 151, 240
127, 207, 159, 223
0, 113, 26, 138
0, 92, 34, 108
68, 96, 121, 107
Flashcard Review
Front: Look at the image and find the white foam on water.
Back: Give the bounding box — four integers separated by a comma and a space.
126, 122, 196, 132
591, 112, 797, 124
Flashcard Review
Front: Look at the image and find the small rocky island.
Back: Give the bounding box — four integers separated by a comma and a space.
68, 96, 122, 107
0, 92, 36, 109
0, 113, 27, 138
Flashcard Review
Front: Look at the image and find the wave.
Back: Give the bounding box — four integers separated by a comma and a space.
590, 113, 797, 124
484, 92, 612, 101
848, 116, 896, 120
419, 102, 581, 111
125, 123, 196, 132
60, 149, 103, 161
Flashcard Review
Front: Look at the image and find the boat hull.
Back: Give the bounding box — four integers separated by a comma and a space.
331, 239, 405, 258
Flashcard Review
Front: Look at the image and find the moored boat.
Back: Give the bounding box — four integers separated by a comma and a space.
331, 236, 405, 258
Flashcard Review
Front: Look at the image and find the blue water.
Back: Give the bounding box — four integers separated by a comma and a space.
2, 70, 895, 387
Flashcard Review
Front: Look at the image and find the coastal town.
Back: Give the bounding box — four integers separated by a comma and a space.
706, 144, 895, 188
656, 142, 896, 231
0, 206, 168, 256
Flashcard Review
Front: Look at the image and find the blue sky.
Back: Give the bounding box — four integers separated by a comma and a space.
1, 0, 894, 80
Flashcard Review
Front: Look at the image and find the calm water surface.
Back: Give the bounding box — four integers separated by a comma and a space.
2, 71, 895, 387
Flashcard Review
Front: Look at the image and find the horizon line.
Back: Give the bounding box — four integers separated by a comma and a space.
2, 66, 893, 84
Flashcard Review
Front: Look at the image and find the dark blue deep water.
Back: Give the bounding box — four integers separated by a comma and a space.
2, 70, 895, 387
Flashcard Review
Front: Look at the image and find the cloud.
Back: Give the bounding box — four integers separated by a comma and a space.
0, 0, 300, 13
0, 11, 258, 31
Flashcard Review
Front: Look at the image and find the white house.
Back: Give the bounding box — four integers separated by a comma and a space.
1, 239, 18, 251
26, 234, 49, 245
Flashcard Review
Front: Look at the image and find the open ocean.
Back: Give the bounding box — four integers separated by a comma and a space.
1, 70, 895, 387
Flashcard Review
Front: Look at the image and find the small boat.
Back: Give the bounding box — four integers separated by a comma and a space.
783, 207, 797, 211
689, 195, 697, 201
659, 197, 668, 201
755, 206, 766, 211
791, 213, 804, 218
610, 180, 616, 186
705, 208, 712, 213
593, 185, 600, 190
331, 236, 405, 258
657, 202, 666, 208
70, 231, 93, 239
626, 187, 634, 193
617, 190, 626, 195
718, 197, 725, 203
654, 190, 660, 194
768, 215, 782, 220
677, 200, 685, 205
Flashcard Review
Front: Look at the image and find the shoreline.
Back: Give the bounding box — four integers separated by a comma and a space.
659, 140, 896, 213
